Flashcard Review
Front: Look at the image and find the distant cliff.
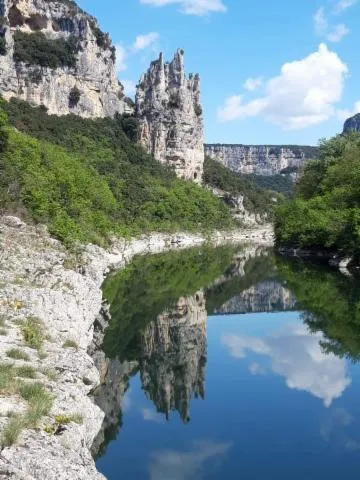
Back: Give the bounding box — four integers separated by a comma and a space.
343, 113, 360, 134
136, 49, 204, 183
0, 0, 130, 117
205, 144, 318, 176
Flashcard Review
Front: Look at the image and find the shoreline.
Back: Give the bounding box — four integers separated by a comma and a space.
0, 216, 273, 479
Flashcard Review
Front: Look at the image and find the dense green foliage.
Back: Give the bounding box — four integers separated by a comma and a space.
249, 173, 294, 198
203, 157, 283, 214
275, 133, 360, 260
0, 99, 234, 244
102, 246, 237, 360
13, 31, 78, 68
277, 257, 360, 362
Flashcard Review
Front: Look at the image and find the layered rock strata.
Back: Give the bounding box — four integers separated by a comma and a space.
136, 49, 204, 183
0, 0, 130, 117
205, 144, 316, 176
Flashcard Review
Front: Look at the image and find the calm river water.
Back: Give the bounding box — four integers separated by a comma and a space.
94, 245, 360, 479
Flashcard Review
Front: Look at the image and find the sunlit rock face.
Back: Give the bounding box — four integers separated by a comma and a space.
343, 113, 360, 133
215, 280, 297, 314
0, 0, 131, 117
136, 49, 204, 183
205, 144, 314, 176
139, 291, 207, 422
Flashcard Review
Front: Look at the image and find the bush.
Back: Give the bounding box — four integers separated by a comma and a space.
13, 31, 78, 68
69, 86, 81, 108
20, 317, 45, 350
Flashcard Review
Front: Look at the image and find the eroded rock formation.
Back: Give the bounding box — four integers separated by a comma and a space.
205, 144, 317, 176
0, 0, 131, 117
343, 113, 360, 133
136, 49, 204, 183
139, 291, 207, 422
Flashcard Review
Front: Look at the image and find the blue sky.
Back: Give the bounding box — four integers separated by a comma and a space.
77, 0, 360, 146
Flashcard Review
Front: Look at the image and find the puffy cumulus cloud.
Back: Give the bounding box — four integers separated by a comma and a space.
222, 323, 351, 407
132, 32, 160, 51
243, 77, 263, 92
149, 440, 232, 480
115, 44, 127, 73
337, 100, 360, 120
218, 44, 348, 130
140, 0, 227, 16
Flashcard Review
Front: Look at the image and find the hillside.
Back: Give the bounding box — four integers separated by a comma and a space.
0, 98, 235, 245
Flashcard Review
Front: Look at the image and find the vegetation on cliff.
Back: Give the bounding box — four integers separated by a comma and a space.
275, 133, 360, 260
203, 156, 283, 214
0, 98, 234, 245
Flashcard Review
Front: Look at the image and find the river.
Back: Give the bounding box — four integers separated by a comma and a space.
93, 244, 360, 479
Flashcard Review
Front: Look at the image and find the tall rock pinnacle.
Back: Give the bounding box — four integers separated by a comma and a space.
136, 49, 205, 183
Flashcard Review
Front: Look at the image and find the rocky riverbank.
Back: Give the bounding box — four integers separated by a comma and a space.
0, 216, 273, 479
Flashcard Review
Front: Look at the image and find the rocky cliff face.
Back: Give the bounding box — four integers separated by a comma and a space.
343, 113, 360, 133
136, 49, 204, 183
205, 144, 317, 176
139, 291, 207, 422
215, 280, 297, 314
0, 0, 130, 117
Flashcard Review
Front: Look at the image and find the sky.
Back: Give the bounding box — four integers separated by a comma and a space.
77, 0, 360, 146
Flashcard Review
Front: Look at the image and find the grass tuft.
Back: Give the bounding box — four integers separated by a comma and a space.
15, 365, 37, 379
0, 328, 7, 335
0, 363, 16, 394
1, 415, 25, 447
62, 339, 78, 349
20, 383, 53, 427
21, 317, 45, 350
6, 348, 30, 361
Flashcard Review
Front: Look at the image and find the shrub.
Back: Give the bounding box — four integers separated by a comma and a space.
13, 31, 78, 69
68, 86, 81, 108
20, 317, 45, 350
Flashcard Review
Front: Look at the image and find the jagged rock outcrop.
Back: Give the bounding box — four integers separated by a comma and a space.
136, 49, 204, 183
0, 0, 131, 117
205, 144, 317, 176
215, 280, 297, 314
139, 291, 207, 422
343, 113, 360, 133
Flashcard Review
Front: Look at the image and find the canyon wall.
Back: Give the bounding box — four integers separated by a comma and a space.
0, 0, 130, 117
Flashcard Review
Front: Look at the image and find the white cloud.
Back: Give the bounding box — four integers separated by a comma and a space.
121, 389, 132, 412
334, 0, 358, 13
222, 323, 351, 407
133, 32, 160, 51
327, 23, 350, 42
314, 5, 352, 42
337, 100, 360, 120
243, 77, 263, 92
140, 0, 227, 16
141, 408, 164, 423
218, 44, 348, 130
115, 44, 127, 73
121, 79, 137, 97
249, 362, 266, 376
314, 7, 328, 36
149, 440, 232, 480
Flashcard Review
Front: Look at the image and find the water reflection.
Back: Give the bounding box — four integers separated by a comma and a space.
93, 246, 360, 474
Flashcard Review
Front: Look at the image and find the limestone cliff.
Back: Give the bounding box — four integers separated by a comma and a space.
139, 291, 207, 422
205, 144, 317, 176
343, 113, 360, 133
136, 49, 204, 183
0, 0, 130, 117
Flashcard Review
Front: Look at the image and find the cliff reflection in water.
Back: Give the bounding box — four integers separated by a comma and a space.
92, 245, 298, 455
